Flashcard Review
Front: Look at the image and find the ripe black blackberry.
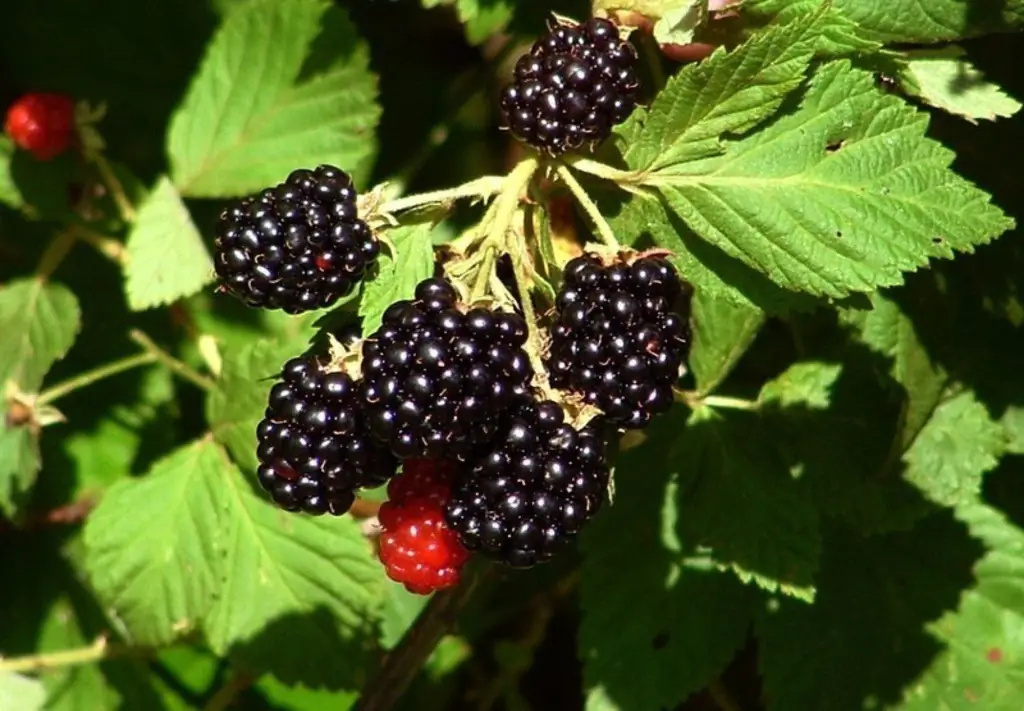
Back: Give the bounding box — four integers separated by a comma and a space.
499, 17, 639, 155
213, 164, 380, 314
546, 254, 692, 430
444, 398, 609, 567
360, 277, 535, 460
256, 355, 397, 515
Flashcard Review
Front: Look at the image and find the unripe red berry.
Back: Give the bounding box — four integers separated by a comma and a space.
4, 93, 77, 161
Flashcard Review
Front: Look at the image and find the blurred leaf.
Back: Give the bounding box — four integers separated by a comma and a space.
125, 177, 214, 311
84, 440, 228, 646
168, 0, 380, 197
898, 47, 1022, 123
688, 289, 764, 393
0, 673, 45, 711
256, 676, 358, 710
359, 222, 436, 337
0, 137, 23, 208
421, 0, 514, 44
580, 412, 757, 711
0, 279, 81, 393
0, 425, 41, 517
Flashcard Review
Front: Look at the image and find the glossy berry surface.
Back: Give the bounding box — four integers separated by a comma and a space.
4, 93, 76, 161
256, 355, 397, 515
546, 254, 692, 430
378, 458, 470, 595
213, 164, 380, 314
445, 399, 610, 568
360, 277, 535, 460
499, 17, 639, 155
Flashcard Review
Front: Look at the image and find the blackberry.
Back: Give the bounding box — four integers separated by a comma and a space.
546, 254, 692, 430
499, 17, 639, 155
256, 355, 397, 515
360, 277, 535, 460
213, 164, 380, 314
445, 399, 610, 568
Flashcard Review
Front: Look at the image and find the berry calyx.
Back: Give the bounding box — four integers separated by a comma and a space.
359, 277, 535, 460
546, 253, 692, 430
256, 354, 398, 515
213, 164, 381, 314
378, 458, 470, 594
4, 93, 76, 161
499, 17, 639, 155
445, 398, 610, 568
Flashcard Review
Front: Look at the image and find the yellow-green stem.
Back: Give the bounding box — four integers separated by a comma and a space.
36, 229, 78, 280
36, 352, 157, 406
554, 163, 619, 248
0, 638, 126, 674
377, 175, 506, 215
129, 330, 215, 392
92, 152, 136, 222
471, 246, 498, 302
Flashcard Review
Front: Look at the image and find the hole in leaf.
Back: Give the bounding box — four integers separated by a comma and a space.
835, 230, 843, 238
651, 631, 670, 650
932, 236, 945, 245
826, 140, 844, 153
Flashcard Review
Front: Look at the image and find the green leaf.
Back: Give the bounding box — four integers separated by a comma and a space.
899, 46, 1022, 123
84, 440, 229, 646
675, 406, 820, 600
0, 136, 23, 208
688, 289, 764, 394
0, 423, 41, 517
897, 503, 1024, 709
203, 450, 383, 687
580, 412, 757, 711
1003, 407, 1024, 455
643, 60, 1014, 298
903, 391, 1006, 508
358, 222, 436, 337
167, 0, 380, 197
421, 0, 514, 44
256, 676, 358, 711
207, 339, 306, 475
0, 279, 81, 393
0, 674, 45, 711
125, 176, 214, 311
759, 360, 932, 534
756, 511, 983, 711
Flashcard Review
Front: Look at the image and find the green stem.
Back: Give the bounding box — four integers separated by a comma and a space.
36, 352, 157, 406
471, 246, 498, 302
0, 638, 130, 674
701, 394, 760, 411
554, 163, 620, 248
36, 229, 78, 280
563, 155, 644, 185
376, 175, 507, 215
129, 330, 215, 392
74, 226, 128, 266
509, 248, 548, 377
92, 152, 136, 222
486, 157, 539, 249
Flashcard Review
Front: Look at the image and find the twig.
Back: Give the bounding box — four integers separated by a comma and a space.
554, 163, 620, 248
129, 330, 215, 392
202, 669, 257, 711
353, 566, 488, 711
0, 637, 130, 674
376, 176, 507, 216
36, 352, 157, 406
35, 229, 78, 280
91, 152, 136, 222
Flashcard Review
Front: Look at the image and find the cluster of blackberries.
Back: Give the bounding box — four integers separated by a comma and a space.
213, 164, 380, 314
499, 17, 639, 155
547, 254, 693, 430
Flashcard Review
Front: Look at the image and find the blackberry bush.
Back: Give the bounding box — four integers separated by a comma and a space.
255, 354, 397, 515
213, 164, 381, 314
445, 398, 610, 568
499, 17, 639, 154
359, 277, 535, 460
546, 253, 693, 430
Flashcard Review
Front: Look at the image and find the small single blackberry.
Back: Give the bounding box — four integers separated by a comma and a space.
256, 355, 397, 515
213, 165, 380, 314
360, 277, 535, 460
378, 458, 470, 594
546, 254, 692, 430
445, 399, 610, 568
499, 17, 639, 155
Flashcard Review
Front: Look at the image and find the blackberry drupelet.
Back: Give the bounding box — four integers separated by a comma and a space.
546, 254, 692, 430
360, 277, 535, 460
445, 399, 610, 567
499, 17, 639, 155
256, 355, 397, 515
213, 164, 380, 314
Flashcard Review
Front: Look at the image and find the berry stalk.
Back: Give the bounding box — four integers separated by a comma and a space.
554, 162, 620, 247
375, 174, 507, 217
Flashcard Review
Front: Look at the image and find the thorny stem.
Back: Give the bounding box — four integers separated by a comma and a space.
353, 566, 488, 711
376, 175, 507, 216
510, 245, 548, 377
91, 152, 136, 222
563, 155, 644, 185
36, 352, 158, 406
129, 330, 216, 392
0, 637, 131, 674
554, 162, 620, 248
486, 157, 540, 248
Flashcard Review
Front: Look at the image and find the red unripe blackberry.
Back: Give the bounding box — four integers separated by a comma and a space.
499, 17, 639, 155
546, 254, 692, 430
378, 458, 470, 594
256, 355, 397, 515
444, 398, 610, 568
4, 93, 76, 161
359, 277, 535, 461
213, 165, 381, 314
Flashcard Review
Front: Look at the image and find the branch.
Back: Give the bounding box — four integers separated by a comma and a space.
129, 330, 215, 392
353, 566, 489, 711
36, 352, 157, 406
0, 637, 134, 674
